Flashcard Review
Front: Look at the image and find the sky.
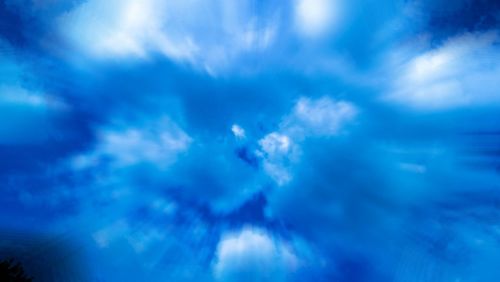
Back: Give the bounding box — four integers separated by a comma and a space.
0, 0, 500, 281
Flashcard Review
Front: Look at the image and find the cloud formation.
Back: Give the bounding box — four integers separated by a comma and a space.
213, 227, 298, 282
257, 96, 357, 185
1, 1, 500, 281
294, 0, 339, 38
72, 117, 191, 170
387, 32, 500, 110
59, 0, 279, 72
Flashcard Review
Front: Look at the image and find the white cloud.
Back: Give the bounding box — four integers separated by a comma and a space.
294, 0, 339, 38
387, 32, 500, 110
231, 124, 246, 139
259, 132, 292, 157
257, 97, 357, 185
213, 227, 298, 282
258, 132, 297, 185
72, 117, 191, 170
286, 96, 357, 137
262, 161, 293, 186
59, 0, 197, 61
59, 0, 278, 72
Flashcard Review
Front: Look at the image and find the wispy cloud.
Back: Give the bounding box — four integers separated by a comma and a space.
214, 227, 299, 282
2, 1, 500, 281
59, 0, 280, 73
386, 32, 500, 110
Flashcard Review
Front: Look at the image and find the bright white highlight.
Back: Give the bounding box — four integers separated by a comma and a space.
213, 227, 297, 282
231, 124, 246, 139
59, 0, 277, 72
388, 32, 500, 110
72, 117, 191, 169
295, 0, 337, 37
60, 0, 197, 61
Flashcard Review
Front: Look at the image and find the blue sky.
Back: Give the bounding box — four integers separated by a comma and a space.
1, 0, 500, 281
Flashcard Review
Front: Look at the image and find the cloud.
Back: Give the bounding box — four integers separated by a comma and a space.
59, 0, 197, 61
284, 97, 358, 138
72, 117, 191, 170
258, 132, 297, 185
294, 0, 339, 38
3, 1, 500, 281
386, 32, 500, 110
257, 96, 357, 185
259, 133, 293, 157
213, 227, 298, 282
231, 124, 246, 139
59, 0, 279, 72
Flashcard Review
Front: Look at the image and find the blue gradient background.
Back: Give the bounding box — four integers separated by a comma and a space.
1, 0, 500, 281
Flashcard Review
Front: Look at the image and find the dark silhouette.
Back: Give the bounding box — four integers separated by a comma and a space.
0, 259, 33, 282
